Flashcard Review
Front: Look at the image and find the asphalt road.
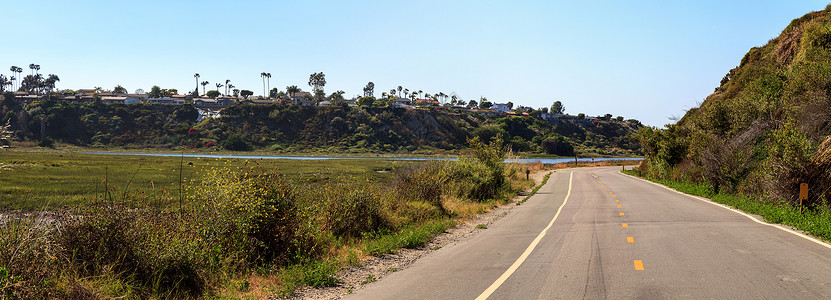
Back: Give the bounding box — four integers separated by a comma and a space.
345, 167, 831, 300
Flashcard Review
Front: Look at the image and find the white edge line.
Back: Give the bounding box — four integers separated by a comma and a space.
618, 171, 831, 250
475, 171, 574, 300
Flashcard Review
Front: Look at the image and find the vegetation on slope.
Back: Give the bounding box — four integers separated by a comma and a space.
0, 95, 642, 156
634, 5, 831, 210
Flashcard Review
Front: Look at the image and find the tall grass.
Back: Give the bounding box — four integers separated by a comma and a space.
0, 137, 532, 298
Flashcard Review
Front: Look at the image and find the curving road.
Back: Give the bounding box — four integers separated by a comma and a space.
345, 167, 831, 299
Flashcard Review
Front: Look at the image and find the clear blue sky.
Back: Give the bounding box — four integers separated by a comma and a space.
3, 0, 828, 126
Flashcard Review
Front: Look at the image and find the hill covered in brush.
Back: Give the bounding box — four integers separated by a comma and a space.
636, 5, 831, 205
0, 96, 642, 156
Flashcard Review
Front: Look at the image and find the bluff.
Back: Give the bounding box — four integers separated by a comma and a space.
636, 5, 831, 205
0, 96, 642, 156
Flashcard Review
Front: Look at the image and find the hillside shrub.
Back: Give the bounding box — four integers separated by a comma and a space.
541, 135, 574, 156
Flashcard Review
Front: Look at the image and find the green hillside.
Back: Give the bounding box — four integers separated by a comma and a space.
0, 97, 642, 156
636, 5, 831, 206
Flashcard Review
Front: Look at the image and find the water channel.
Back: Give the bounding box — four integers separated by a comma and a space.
83, 152, 641, 165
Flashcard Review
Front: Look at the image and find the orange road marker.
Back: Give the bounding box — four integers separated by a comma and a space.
634, 260, 644, 270
622, 223, 628, 227
619, 212, 624, 216
627, 237, 634, 243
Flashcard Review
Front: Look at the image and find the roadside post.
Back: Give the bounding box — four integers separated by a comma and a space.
800, 183, 808, 212
526, 169, 530, 180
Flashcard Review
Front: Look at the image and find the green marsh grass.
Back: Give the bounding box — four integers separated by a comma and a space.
0, 137, 534, 298
0, 150, 415, 210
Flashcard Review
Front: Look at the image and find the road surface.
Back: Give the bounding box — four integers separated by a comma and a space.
345, 167, 831, 299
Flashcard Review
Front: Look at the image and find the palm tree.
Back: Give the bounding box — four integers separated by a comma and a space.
28, 64, 40, 94
8, 76, 15, 92
404, 88, 409, 99
9, 66, 17, 91
193, 73, 200, 96
216, 83, 223, 95
260, 72, 267, 98
397, 86, 403, 98
286, 85, 299, 102
201, 81, 209, 95
232, 88, 240, 97
265, 73, 272, 98
44, 74, 59, 98
10, 66, 22, 91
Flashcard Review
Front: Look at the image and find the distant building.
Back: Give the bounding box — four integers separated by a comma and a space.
492, 103, 510, 112
77, 89, 96, 95
289, 91, 313, 103
414, 98, 439, 106
148, 97, 185, 105
101, 96, 141, 104
469, 109, 504, 118
241, 98, 275, 105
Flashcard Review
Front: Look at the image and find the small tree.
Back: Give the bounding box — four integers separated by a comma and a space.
206, 90, 220, 98
240, 90, 254, 99
358, 97, 375, 107
149, 85, 162, 98
550, 101, 565, 114
113, 85, 127, 95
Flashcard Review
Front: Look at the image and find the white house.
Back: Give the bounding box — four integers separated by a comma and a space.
101, 96, 141, 104
492, 103, 511, 112
148, 97, 185, 105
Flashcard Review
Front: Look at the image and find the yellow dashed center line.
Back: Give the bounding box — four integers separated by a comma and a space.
612, 195, 617, 198
634, 260, 644, 270
617, 205, 622, 208
622, 223, 628, 227
615, 199, 620, 202
627, 237, 634, 243
619, 212, 625, 216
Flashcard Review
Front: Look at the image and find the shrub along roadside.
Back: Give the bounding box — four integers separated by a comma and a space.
623, 170, 831, 242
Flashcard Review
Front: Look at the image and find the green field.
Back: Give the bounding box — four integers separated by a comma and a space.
0, 150, 418, 210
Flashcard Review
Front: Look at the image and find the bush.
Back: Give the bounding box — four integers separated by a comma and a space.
318, 182, 387, 238
541, 135, 574, 156
221, 134, 252, 151
188, 162, 304, 264
38, 137, 55, 148
392, 162, 447, 215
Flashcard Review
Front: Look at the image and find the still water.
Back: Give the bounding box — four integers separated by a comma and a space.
83, 152, 641, 164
